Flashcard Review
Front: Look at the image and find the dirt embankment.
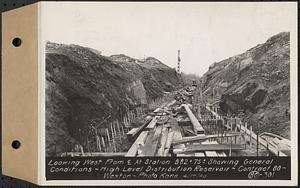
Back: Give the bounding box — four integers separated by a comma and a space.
46, 42, 183, 156
200, 32, 290, 139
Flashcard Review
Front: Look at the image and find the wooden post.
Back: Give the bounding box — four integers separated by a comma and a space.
121, 124, 125, 135
106, 128, 111, 141
125, 115, 128, 126
80, 145, 84, 156
235, 117, 237, 127
127, 112, 130, 123
113, 138, 117, 152
113, 121, 117, 137
127, 111, 130, 122
98, 135, 102, 151
250, 126, 253, 147
125, 113, 128, 124
110, 123, 114, 139
101, 136, 106, 148
116, 120, 121, 141
117, 120, 121, 133
229, 139, 232, 156
244, 122, 247, 145
222, 115, 225, 126
243, 124, 246, 146
221, 131, 224, 143
123, 116, 126, 127
128, 113, 131, 124
115, 121, 118, 136
256, 130, 259, 157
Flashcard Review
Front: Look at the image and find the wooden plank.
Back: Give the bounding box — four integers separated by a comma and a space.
177, 154, 192, 157
166, 100, 176, 108
126, 119, 152, 137
182, 127, 197, 136
146, 116, 158, 129
204, 151, 218, 157
172, 133, 242, 145
169, 118, 186, 151
162, 109, 173, 116
153, 108, 161, 113
126, 131, 148, 157
216, 152, 227, 157
126, 145, 138, 157
156, 127, 169, 156
183, 104, 205, 134
177, 144, 244, 153
202, 140, 219, 157
210, 141, 227, 157
195, 152, 205, 157
138, 130, 155, 156
140, 125, 163, 156
163, 129, 175, 156
126, 127, 139, 136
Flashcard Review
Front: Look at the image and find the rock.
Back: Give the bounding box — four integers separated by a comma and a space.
201, 32, 290, 139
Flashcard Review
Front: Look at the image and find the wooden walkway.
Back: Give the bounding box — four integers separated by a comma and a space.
125, 100, 237, 157
205, 104, 288, 156
124, 87, 290, 157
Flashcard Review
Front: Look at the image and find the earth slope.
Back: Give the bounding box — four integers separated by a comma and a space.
46, 42, 182, 156
201, 32, 290, 139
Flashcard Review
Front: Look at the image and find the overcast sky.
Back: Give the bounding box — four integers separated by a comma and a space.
41, 2, 297, 76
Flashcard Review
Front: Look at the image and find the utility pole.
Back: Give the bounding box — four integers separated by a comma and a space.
177, 50, 181, 74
